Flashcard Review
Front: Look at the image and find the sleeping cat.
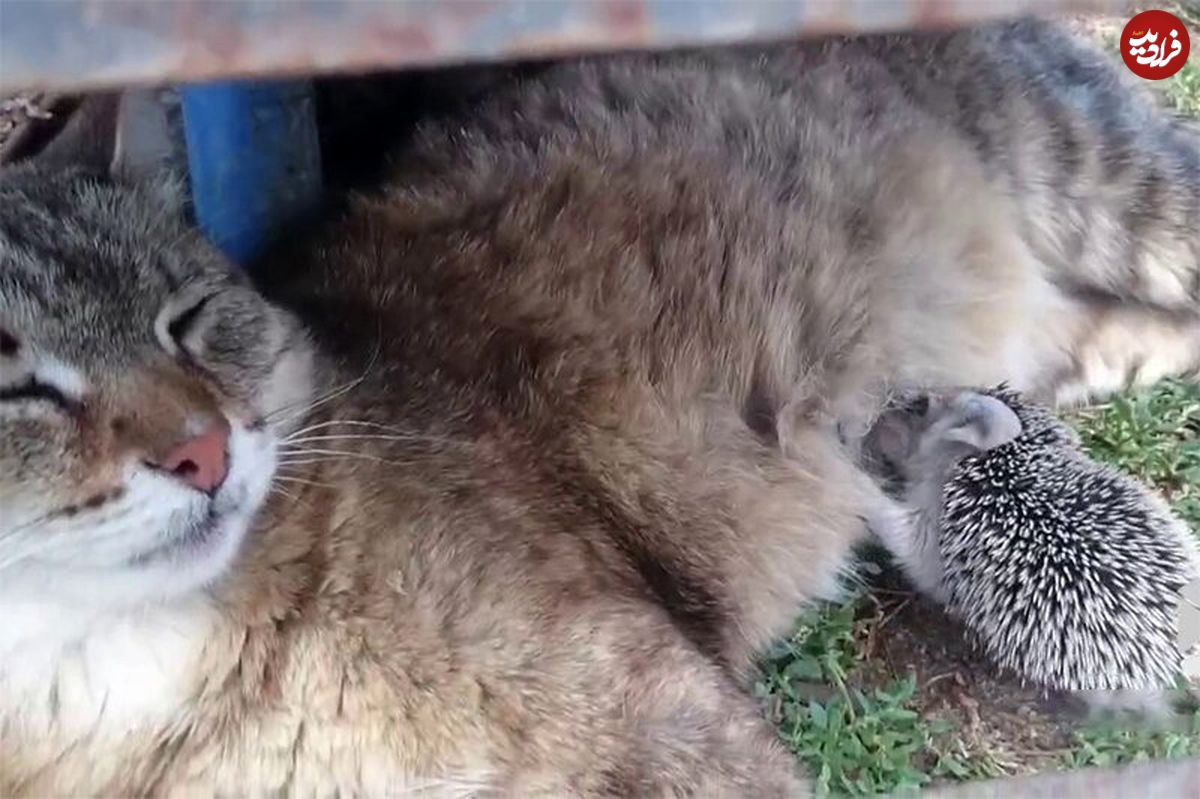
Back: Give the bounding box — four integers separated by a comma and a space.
0, 18, 1197, 796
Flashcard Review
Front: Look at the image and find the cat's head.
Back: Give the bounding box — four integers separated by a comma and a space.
0, 92, 314, 616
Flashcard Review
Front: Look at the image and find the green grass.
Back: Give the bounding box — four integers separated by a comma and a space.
1062, 709, 1200, 769
1071, 380, 1200, 532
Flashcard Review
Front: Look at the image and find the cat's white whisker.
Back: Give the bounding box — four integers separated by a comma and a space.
266, 374, 366, 425
274, 458, 333, 467
272, 475, 336, 490
273, 448, 409, 467
270, 486, 298, 501
266, 342, 383, 425
283, 419, 425, 439
282, 433, 462, 447
0, 531, 49, 571
0, 516, 114, 570
275, 456, 385, 469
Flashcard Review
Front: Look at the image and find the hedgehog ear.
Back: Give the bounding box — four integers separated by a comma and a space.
943, 394, 1021, 452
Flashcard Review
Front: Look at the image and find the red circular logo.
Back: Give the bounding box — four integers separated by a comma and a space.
1121, 10, 1190, 81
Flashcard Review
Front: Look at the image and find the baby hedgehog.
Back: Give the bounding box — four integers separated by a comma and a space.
864, 387, 1199, 694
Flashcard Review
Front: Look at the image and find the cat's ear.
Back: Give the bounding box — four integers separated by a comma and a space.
23, 89, 180, 185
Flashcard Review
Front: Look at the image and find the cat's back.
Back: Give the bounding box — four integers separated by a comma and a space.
279, 20, 1094, 417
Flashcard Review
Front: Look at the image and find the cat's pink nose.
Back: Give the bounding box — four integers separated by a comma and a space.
153, 422, 230, 494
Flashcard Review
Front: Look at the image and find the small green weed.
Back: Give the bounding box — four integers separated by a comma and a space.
758, 599, 860, 688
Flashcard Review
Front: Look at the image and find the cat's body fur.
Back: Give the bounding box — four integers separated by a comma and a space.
0, 18, 1197, 796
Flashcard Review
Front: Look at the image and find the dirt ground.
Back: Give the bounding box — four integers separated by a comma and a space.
852, 573, 1111, 778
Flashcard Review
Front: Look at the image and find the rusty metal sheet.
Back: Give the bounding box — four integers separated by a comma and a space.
1, 0, 1128, 93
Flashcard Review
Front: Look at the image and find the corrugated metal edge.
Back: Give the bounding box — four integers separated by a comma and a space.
0, 0, 1130, 92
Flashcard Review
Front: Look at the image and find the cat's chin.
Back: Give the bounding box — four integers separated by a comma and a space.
121, 500, 260, 602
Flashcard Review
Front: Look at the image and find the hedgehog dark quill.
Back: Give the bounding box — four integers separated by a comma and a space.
867, 388, 1200, 707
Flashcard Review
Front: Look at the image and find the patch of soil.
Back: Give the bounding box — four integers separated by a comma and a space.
851, 571, 1095, 777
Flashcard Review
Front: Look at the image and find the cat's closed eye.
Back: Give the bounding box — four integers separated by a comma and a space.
0, 378, 73, 409
0, 329, 69, 409
0, 319, 89, 415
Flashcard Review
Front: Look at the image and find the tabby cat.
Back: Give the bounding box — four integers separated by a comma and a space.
0, 18, 1196, 796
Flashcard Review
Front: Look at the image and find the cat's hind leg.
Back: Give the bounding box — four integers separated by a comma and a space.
1045, 300, 1200, 407
503, 603, 810, 797
1020, 64, 1200, 403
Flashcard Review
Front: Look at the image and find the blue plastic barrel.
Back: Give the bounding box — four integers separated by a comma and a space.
179, 80, 322, 265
